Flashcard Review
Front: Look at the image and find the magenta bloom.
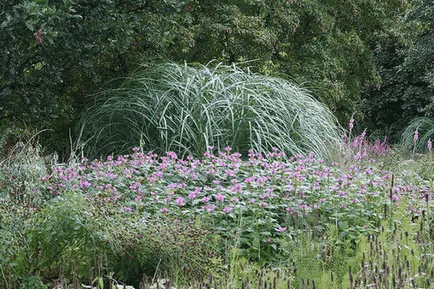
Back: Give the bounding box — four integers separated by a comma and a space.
176, 197, 185, 206
222, 206, 232, 213
188, 192, 197, 199
278, 227, 287, 233
206, 204, 215, 212
160, 207, 169, 213
215, 193, 225, 202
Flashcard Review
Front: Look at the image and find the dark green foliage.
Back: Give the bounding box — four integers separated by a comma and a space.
0, 0, 195, 153
1, 0, 409, 156
180, 0, 406, 121
361, 0, 434, 141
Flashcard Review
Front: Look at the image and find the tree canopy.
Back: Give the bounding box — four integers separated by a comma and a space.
1, 0, 431, 154
361, 0, 434, 141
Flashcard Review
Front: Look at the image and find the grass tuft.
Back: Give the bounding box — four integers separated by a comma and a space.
78, 62, 343, 159
401, 117, 434, 153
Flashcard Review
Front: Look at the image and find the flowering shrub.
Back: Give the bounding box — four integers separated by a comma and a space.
37, 147, 427, 259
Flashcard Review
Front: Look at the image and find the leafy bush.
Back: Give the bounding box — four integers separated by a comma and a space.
78, 62, 343, 159
0, 191, 216, 289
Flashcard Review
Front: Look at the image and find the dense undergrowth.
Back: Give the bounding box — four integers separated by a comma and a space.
0, 134, 433, 289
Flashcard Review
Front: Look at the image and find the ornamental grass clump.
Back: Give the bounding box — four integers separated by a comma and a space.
401, 117, 434, 153
78, 62, 342, 159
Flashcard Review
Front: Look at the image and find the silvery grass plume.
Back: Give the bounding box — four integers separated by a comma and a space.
78, 62, 343, 159
401, 117, 434, 153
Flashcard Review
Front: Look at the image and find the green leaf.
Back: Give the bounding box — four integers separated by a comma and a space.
25, 21, 34, 31
338, 221, 349, 230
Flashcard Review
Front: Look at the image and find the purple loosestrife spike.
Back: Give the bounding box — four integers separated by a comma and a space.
349, 118, 354, 131
414, 129, 419, 143
428, 138, 432, 151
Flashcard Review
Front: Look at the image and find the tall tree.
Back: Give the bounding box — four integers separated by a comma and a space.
0, 0, 195, 150
361, 0, 433, 141
175, 0, 407, 121
1, 0, 410, 152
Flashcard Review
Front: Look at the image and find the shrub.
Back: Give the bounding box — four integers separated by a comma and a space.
0, 191, 217, 289
78, 62, 343, 159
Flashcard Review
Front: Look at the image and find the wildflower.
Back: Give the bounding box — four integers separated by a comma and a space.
215, 193, 225, 202
176, 197, 185, 206
278, 227, 287, 233
414, 129, 419, 143
206, 204, 215, 212
188, 192, 197, 199
286, 207, 296, 214
428, 138, 432, 151
349, 118, 354, 131
258, 201, 267, 207
80, 180, 92, 188
362, 148, 367, 158
309, 152, 315, 159
160, 207, 169, 213
124, 206, 132, 212
222, 206, 232, 213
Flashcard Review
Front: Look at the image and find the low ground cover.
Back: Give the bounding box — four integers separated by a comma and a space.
0, 143, 433, 288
